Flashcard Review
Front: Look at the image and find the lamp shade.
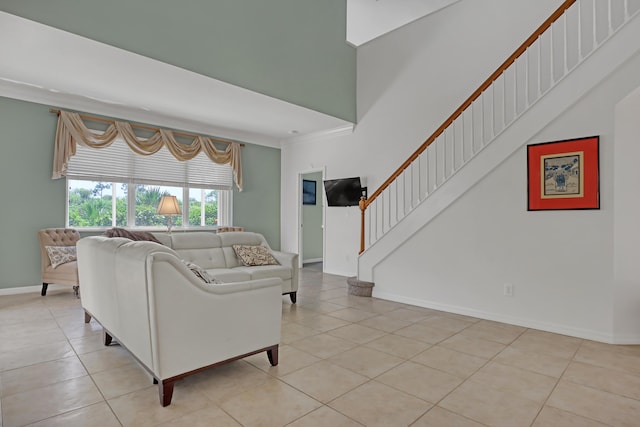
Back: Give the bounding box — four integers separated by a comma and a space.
157, 196, 181, 215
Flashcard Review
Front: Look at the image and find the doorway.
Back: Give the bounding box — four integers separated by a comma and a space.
299, 170, 324, 270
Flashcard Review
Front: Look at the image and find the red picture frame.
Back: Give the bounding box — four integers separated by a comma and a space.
527, 136, 600, 211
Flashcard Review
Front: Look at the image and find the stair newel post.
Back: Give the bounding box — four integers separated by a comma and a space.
359, 196, 367, 254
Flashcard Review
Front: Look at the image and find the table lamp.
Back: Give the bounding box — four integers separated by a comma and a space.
157, 195, 181, 233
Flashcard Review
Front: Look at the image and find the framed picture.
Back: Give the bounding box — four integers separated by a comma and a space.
302, 179, 316, 205
527, 136, 599, 210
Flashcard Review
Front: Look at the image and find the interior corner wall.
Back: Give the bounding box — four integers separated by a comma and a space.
0, 96, 282, 290
280, 0, 564, 277
613, 85, 640, 343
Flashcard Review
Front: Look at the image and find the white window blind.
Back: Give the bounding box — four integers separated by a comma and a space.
67, 139, 234, 190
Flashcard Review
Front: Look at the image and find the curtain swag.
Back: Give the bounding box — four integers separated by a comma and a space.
52, 110, 243, 191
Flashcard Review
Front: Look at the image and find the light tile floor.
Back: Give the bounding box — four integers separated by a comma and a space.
2, 266, 640, 426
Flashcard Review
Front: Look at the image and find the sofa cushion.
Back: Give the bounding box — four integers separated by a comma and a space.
219, 232, 265, 247
233, 245, 279, 266
170, 232, 222, 249
45, 245, 77, 268
174, 248, 226, 269
235, 265, 292, 281
205, 268, 252, 282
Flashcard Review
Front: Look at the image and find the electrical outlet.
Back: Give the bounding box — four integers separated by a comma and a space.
504, 283, 513, 297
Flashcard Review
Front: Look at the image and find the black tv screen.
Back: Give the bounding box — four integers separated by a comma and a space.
323, 177, 363, 207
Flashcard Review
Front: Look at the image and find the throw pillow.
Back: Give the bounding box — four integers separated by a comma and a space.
102, 227, 162, 244
182, 260, 221, 284
232, 245, 280, 266
45, 245, 77, 268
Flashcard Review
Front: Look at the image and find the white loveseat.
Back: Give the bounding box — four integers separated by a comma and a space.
77, 236, 283, 406
152, 231, 299, 303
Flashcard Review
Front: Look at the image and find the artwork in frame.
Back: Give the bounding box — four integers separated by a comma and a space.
302, 179, 316, 205
527, 136, 600, 211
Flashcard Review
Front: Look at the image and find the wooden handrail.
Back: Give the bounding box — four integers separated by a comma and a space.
360, 0, 577, 254
363, 0, 576, 210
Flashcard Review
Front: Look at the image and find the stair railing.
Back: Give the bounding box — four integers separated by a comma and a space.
360, 0, 638, 254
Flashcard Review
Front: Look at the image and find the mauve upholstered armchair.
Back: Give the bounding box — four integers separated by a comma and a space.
38, 228, 80, 297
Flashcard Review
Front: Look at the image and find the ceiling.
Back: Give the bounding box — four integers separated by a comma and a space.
0, 1, 457, 148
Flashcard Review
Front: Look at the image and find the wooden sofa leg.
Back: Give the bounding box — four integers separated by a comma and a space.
84, 311, 92, 324
41, 283, 48, 296
267, 345, 279, 366
103, 330, 113, 346
289, 292, 297, 304
159, 381, 175, 407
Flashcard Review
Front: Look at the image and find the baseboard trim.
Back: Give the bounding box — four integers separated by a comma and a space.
0, 284, 70, 296
373, 290, 630, 344
303, 258, 323, 264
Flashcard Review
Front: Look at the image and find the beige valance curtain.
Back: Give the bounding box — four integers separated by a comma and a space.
52, 110, 243, 191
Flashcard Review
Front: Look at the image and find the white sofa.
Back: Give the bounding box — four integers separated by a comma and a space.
77, 236, 283, 406
152, 231, 299, 303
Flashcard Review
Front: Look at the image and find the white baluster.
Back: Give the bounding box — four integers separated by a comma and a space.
608, 0, 613, 35
525, 48, 530, 107
451, 122, 456, 174
395, 179, 399, 223
578, 0, 583, 60
536, 36, 542, 100
593, 0, 598, 49
550, 20, 555, 85
491, 83, 496, 138
461, 113, 466, 164
480, 92, 485, 148
563, 12, 569, 75
380, 192, 385, 234
503, 71, 507, 129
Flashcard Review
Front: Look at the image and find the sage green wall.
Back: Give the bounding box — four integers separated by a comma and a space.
302, 172, 323, 262
233, 144, 281, 250
0, 0, 356, 122
0, 97, 64, 289
0, 96, 281, 290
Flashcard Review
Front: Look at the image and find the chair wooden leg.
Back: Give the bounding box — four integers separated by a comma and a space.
267, 345, 279, 366
289, 292, 297, 304
84, 311, 92, 324
41, 283, 48, 296
103, 330, 113, 346
159, 381, 175, 407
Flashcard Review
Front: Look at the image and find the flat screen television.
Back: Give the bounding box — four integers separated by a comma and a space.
323, 177, 364, 207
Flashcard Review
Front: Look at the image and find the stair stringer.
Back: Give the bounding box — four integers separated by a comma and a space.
358, 9, 640, 283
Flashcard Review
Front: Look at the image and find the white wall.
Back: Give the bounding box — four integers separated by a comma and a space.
282, 0, 640, 342
613, 86, 640, 342
373, 50, 640, 342
281, 0, 563, 276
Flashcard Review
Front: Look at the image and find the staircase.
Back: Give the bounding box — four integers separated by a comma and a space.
358, 0, 640, 284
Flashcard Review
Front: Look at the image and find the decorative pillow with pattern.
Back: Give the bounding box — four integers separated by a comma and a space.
232, 245, 280, 266
182, 260, 221, 284
45, 245, 77, 268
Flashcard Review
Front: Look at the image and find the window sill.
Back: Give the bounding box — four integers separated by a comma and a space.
73, 226, 220, 234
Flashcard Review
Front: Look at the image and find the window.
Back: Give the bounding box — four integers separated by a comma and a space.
65, 138, 233, 229
67, 180, 229, 229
